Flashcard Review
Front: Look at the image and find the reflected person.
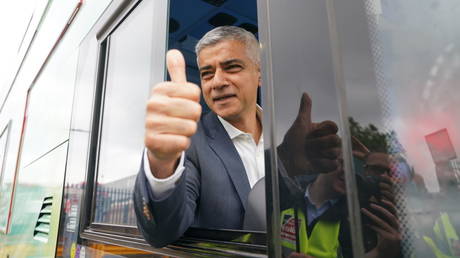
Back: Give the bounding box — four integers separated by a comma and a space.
279, 132, 402, 257
133, 26, 341, 248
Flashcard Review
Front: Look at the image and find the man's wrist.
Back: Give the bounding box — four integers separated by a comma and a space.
143, 149, 185, 199
147, 150, 180, 179
307, 181, 324, 208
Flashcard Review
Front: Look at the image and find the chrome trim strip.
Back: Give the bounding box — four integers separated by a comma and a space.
325, 0, 365, 256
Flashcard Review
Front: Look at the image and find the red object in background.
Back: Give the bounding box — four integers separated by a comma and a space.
425, 128, 457, 164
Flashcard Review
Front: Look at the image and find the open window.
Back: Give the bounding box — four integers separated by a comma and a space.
79, 0, 266, 255
166, 0, 265, 242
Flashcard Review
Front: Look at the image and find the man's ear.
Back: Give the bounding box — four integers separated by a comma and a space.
258, 67, 262, 86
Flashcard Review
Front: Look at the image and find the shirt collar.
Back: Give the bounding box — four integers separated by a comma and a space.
217, 105, 263, 140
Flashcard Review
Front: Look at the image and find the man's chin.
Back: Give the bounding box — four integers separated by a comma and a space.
214, 108, 240, 121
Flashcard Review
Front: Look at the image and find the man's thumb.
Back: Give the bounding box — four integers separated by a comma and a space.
297, 92, 312, 125
166, 49, 187, 83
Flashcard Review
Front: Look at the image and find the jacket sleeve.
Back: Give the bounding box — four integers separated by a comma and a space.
133, 146, 200, 248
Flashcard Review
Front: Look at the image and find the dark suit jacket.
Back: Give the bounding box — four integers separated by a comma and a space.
133, 112, 251, 247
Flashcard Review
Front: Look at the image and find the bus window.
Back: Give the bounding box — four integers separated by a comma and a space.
261, 0, 460, 257
162, 0, 260, 233
92, 0, 159, 226
133, 0, 266, 250
260, 0, 356, 257
335, 0, 460, 257
91, 0, 265, 243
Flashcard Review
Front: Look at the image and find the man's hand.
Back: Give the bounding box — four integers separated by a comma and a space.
363, 175, 401, 258
362, 199, 401, 258
278, 92, 341, 177
145, 49, 202, 178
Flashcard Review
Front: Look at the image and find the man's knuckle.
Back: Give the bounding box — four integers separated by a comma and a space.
145, 135, 160, 150
147, 96, 168, 113
177, 136, 190, 150
146, 98, 157, 112
185, 83, 201, 100
188, 120, 198, 134
146, 116, 161, 129
182, 120, 197, 136
145, 117, 156, 130
191, 103, 202, 120
151, 83, 169, 95
192, 84, 201, 96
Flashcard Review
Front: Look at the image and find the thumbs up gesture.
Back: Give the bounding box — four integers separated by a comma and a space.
278, 93, 341, 177
145, 50, 202, 178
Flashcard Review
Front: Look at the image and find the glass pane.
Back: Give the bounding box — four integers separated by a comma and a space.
94, 0, 156, 226
263, 0, 358, 256
335, 0, 460, 257
0, 122, 11, 232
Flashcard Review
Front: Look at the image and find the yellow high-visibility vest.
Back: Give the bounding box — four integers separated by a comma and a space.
280, 208, 341, 258
423, 212, 459, 258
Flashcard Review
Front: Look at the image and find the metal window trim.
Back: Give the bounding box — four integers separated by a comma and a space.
80, 227, 267, 257
78, 38, 110, 235
256, 0, 282, 256
325, 0, 365, 256
95, 0, 143, 42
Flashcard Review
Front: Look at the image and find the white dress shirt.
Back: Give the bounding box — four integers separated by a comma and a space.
144, 109, 264, 199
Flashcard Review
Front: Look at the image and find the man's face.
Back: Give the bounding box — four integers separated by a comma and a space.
364, 153, 390, 177
197, 40, 260, 121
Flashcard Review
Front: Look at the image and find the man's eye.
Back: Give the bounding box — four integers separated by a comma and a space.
226, 65, 243, 72
201, 72, 213, 79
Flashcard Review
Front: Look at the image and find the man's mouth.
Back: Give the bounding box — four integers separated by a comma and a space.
213, 94, 236, 102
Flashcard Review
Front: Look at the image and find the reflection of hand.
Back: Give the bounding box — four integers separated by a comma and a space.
352, 136, 370, 160
278, 93, 341, 177
378, 175, 396, 203
362, 199, 401, 258
145, 50, 202, 178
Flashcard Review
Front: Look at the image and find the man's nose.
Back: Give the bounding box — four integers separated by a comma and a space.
211, 69, 228, 90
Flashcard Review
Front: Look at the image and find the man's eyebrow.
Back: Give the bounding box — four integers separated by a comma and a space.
199, 65, 213, 72
221, 59, 244, 66
198, 59, 245, 72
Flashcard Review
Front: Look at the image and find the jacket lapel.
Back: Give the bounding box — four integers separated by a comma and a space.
203, 112, 251, 211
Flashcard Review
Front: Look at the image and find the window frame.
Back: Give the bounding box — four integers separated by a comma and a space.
77, 0, 270, 256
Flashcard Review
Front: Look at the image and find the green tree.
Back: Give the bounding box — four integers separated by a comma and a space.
348, 117, 390, 153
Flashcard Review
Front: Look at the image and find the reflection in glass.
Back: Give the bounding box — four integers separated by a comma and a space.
335, 0, 460, 256
262, 0, 360, 256
350, 128, 402, 257
0, 122, 11, 232
94, 0, 156, 226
